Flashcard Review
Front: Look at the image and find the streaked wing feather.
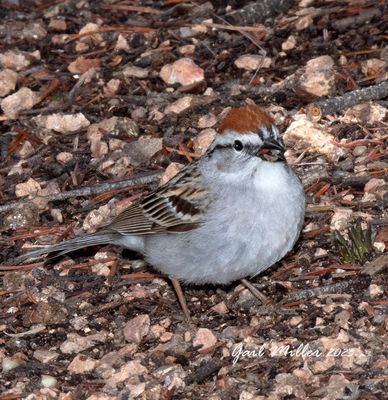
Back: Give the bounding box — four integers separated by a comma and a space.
104, 163, 210, 235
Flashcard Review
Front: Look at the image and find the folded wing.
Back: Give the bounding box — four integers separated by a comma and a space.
104, 163, 210, 235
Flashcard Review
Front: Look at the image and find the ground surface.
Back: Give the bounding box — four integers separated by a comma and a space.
0, 1, 387, 399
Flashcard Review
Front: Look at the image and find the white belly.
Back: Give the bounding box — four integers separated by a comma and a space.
144, 163, 305, 284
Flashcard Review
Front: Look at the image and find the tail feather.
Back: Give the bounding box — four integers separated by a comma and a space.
16, 233, 115, 263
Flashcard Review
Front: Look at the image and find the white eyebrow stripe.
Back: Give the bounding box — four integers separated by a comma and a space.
214, 131, 263, 147
212, 125, 282, 151
260, 125, 280, 140
270, 125, 280, 139
260, 127, 270, 139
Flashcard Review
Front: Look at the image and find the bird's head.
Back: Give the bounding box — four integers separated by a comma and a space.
207, 104, 285, 165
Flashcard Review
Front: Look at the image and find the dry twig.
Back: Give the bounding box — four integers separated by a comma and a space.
0, 171, 162, 214
287, 275, 371, 301
307, 80, 388, 121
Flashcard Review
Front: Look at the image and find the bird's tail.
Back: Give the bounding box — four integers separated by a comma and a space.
15, 232, 115, 263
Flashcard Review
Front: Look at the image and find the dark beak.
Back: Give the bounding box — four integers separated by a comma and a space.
259, 138, 286, 162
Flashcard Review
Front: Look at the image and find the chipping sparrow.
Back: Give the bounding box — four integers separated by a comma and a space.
17, 105, 305, 290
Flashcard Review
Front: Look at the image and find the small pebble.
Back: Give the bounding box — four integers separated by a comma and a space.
131, 259, 147, 271
2, 357, 22, 372
2, 204, 39, 229
352, 146, 367, 157
337, 158, 353, 172
41, 375, 58, 388
368, 284, 383, 298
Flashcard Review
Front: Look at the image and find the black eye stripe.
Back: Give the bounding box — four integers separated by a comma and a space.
207, 142, 259, 157
211, 143, 257, 150
206, 144, 227, 155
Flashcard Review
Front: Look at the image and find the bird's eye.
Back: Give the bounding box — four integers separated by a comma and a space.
233, 140, 243, 151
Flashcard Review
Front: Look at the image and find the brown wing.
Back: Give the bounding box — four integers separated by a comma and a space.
103, 163, 210, 235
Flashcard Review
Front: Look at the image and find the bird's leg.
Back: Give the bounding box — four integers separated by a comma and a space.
241, 278, 268, 303
171, 278, 191, 321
